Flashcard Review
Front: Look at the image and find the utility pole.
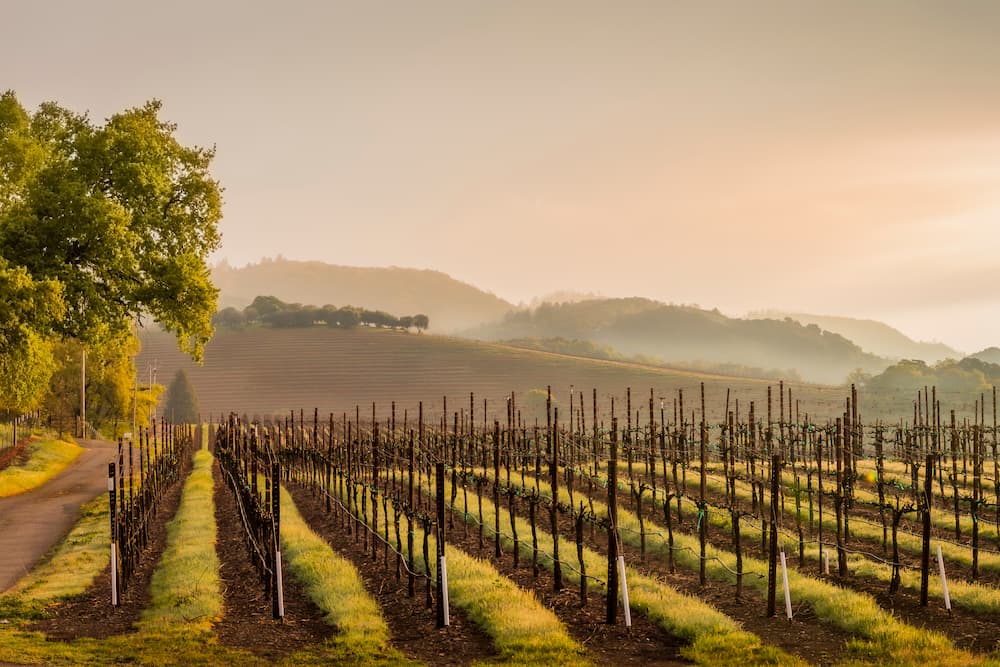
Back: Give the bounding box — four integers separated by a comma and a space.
132, 369, 138, 440
80, 348, 86, 438
147, 360, 158, 426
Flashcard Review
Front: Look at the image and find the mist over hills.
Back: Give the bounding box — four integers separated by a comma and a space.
213, 259, 984, 385
969, 347, 1000, 365
465, 298, 886, 384
212, 258, 512, 332
750, 311, 961, 362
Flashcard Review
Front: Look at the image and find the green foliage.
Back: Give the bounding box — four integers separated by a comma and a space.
215, 295, 427, 332
520, 387, 558, 422
0, 91, 222, 361
43, 332, 154, 437
0, 330, 57, 411
0, 258, 64, 352
211, 306, 245, 328
0, 257, 64, 411
164, 368, 199, 423
866, 357, 998, 398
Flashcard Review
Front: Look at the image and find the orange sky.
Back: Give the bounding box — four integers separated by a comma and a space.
5, 1, 1000, 350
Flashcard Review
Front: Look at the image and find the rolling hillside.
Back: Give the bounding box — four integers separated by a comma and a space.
749, 310, 960, 362
137, 327, 848, 423
465, 298, 887, 384
212, 258, 513, 332
970, 347, 1000, 365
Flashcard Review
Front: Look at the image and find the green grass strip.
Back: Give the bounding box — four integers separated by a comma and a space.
692, 465, 1000, 614
338, 480, 588, 666
0, 437, 82, 497
431, 476, 797, 667
137, 448, 222, 634
703, 458, 1000, 558
579, 459, 1000, 617
497, 466, 989, 666
278, 486, 409, 665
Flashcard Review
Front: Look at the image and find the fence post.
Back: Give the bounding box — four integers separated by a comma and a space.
273, 455, 284, 619
767, 454, 780, 616
551, 404, 562, 591
494, 421, 501, 559
108, 462, 118, 607
436, 461, 448, 627
607, 417, 619, 624
920, 453, 933, 606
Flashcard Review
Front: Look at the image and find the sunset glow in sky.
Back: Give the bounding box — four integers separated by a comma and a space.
5, 1, 1000, 351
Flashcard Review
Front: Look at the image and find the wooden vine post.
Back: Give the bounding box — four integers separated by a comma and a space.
436, 461, 449, 628
607, 417, 619, 625
699, 382, 707, 586
272, 454, 284, 620
816, 433, 824, 576
767, 453, 780, 617
407, 429, 416, 598
549, 389, 563, 591
108, 461, 118, 607
920, 453, 933, 606
493, 420, 501, 559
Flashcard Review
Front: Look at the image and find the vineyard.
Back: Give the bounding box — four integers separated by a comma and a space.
136, 327, 852, 421
3, 382, 1000, 665
238, 384, 1000, 665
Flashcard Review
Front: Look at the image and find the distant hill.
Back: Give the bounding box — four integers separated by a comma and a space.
863, 356, 1000, 417
500, 337, 803, 382
969, 347, 1000, 365
465, 298, 887, 384
527, 290, 604, 308
136, 327, 848, 423
211, 258, 513, 332
749, 311, 960, 362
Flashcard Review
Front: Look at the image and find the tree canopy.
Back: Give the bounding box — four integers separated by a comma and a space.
164, 368, 199, 424
0, 91, 222, 358
211, 295, 429, 332
0, 91, 223, 415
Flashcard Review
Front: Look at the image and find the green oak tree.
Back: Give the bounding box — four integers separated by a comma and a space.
0, 91, 222, 358
0, 91, 223, 417
0, 258, 65, 410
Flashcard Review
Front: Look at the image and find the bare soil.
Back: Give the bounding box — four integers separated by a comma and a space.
212, 460, 335, 660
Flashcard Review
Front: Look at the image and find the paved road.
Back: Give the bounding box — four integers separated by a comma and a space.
0, 438, 117, 592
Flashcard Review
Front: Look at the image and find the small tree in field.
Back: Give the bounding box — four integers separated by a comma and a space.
164, 369, 199, 424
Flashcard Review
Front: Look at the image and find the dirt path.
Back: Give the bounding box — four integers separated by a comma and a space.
0, 438, 117, 592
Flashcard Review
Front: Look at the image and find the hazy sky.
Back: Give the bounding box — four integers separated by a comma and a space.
5, 1, 1000, 351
